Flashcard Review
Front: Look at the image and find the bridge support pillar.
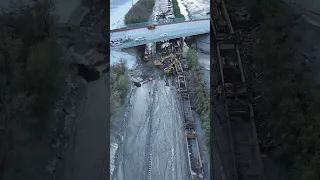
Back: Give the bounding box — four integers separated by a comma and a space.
152, 43, 156, 58
180, 38, 184, 50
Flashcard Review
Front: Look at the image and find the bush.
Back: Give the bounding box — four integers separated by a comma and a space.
0, 1, 64, 124
186, 44, 210, 145
124, 0, 155, 25
25, 38, 66, 119
172, 0, 185, 19
248, 0, 320, 179
187, 44, 200, 70
110, 60, 129, 125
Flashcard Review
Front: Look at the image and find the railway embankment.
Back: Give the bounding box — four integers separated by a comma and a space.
185, 44, 210, 146
236, 0, 320, 179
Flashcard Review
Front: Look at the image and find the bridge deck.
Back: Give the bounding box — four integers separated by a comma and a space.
111, 19, 209, 40
110, 19, 210, 49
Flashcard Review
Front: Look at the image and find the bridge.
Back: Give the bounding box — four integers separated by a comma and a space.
110, 18, 210, 50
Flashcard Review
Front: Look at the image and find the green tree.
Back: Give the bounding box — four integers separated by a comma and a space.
110, 61, 129, 125
186, 44, 210, 146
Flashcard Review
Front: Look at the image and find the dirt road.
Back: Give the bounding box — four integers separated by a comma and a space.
113, 76, 190, 180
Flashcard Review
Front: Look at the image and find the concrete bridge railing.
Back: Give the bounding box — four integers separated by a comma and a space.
110, 15, 209, 31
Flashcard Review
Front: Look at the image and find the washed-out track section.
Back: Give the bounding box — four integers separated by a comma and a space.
211, 0, 265, 179
174, 54, 204, 180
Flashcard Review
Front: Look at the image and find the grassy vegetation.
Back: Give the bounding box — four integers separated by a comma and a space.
124, 0, 155, 25
0, 1, 66, 173
247, 0, 320, 179
110, 60, 130, 125
185, 44, 210, 145
172, 0, 185, 19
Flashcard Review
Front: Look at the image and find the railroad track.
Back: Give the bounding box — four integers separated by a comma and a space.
212, 0, 265, 180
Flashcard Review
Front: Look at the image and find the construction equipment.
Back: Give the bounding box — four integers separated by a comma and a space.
164, 56, 180, 73
154, 54, 173, 66
161, 41, 170, 49
164, 63, 174, 73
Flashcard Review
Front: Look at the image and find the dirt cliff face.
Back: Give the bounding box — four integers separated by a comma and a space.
1, 0, 112, 179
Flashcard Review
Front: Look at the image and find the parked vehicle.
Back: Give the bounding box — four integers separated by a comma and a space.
135, 37, 146, 42
147, 24, 156, 30
113, 42, 123, 46
121, 36, 133, 42
160, 33, 168, 37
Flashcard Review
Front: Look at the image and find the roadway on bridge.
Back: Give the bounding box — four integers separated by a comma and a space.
110, 19, 210, 49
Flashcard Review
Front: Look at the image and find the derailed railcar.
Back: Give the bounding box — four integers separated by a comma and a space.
212, 0, 265, 179
177, 66, 204, 180
186, 129, 204, 180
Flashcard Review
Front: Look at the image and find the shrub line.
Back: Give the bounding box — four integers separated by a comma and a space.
185, 44, 210, 146
110, 60, 130, 125
248, 0, 320, 178
172, 0, 185, 19
124, 0, 155, 25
